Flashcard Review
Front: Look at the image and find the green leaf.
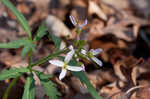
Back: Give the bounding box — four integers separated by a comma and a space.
0, 38, 35, 58
0, 67, 29, 80
34, 71, 53, 79
0, 38, 27, 48
1, 0, 32, 39
72, 72, 101, 99
36, 71, 61, 99
21, 40, 36, 58
22, 74, 35, 99
21, 45, 31, 58
70, 60, 102, 99
34, 22, 48, 41
48, 34, 61, 51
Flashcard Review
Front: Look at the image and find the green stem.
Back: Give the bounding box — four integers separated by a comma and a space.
27, 49, 32, 72
28, 50, 32, 65
30, 49, 68, 67
3, 77, 19, 99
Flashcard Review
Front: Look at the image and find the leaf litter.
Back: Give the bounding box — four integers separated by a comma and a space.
0, 0, 150, 99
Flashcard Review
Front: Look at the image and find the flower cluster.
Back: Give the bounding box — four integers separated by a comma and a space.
49, 16, 102, 80
49, 45, 102, 80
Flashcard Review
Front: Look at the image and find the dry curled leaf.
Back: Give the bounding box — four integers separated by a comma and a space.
45, 15, 72, 38
88, 69, 117, 88
88, 0, 107, 20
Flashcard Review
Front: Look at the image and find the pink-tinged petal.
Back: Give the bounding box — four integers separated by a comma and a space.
81, 49, 87, 55
59, 69, 67, 80
49, 60, 64, 67
83, 19, 88, 25
67, 65, 84, 71
91, 57, 102, 67
69, 15, 77, 26
65, 50, 74, 63
82, 19, 88, 27
78, 24, 82, 30
90, 48, 102, 55
78, 19, 88, 29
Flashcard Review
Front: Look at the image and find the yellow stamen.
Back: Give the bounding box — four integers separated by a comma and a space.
63, 62, 67, 69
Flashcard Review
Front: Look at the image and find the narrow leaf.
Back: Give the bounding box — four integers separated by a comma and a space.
0, 38, 27, 48
34, 22, 48, 41
70, 60, 101, 99
48, 34, 61, 51
36, 71, 61, 99
72, 72, 101, 99
22, 74, 35, 99
1, 0, 32, 39
0, 67, 29, 80
21, 45, 31, 58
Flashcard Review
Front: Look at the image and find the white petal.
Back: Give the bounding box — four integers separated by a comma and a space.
81, 64, 85, 71
81, 49, 87, 55
49, 60, 64, 67
65, 50, 74, 63
91, 57, 102, 67
69, 15, 77, 26
69, 45, 74, 51
67, 65, 84, 71
90, 48, 102, 55
59, 69, 67, 80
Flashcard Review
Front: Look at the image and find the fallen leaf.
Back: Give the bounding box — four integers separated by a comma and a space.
88, 0, 107, 20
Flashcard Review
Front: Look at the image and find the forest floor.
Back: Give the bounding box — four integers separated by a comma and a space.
0, 0, 150, 99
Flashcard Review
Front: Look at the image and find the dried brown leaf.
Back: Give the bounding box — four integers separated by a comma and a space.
88, 1, 107, 20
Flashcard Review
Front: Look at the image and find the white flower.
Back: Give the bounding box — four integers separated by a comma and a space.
81, 48, 103, 67
49, 45, 84, 80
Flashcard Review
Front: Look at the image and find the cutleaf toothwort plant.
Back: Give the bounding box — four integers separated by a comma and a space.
0, 0, 103, 99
